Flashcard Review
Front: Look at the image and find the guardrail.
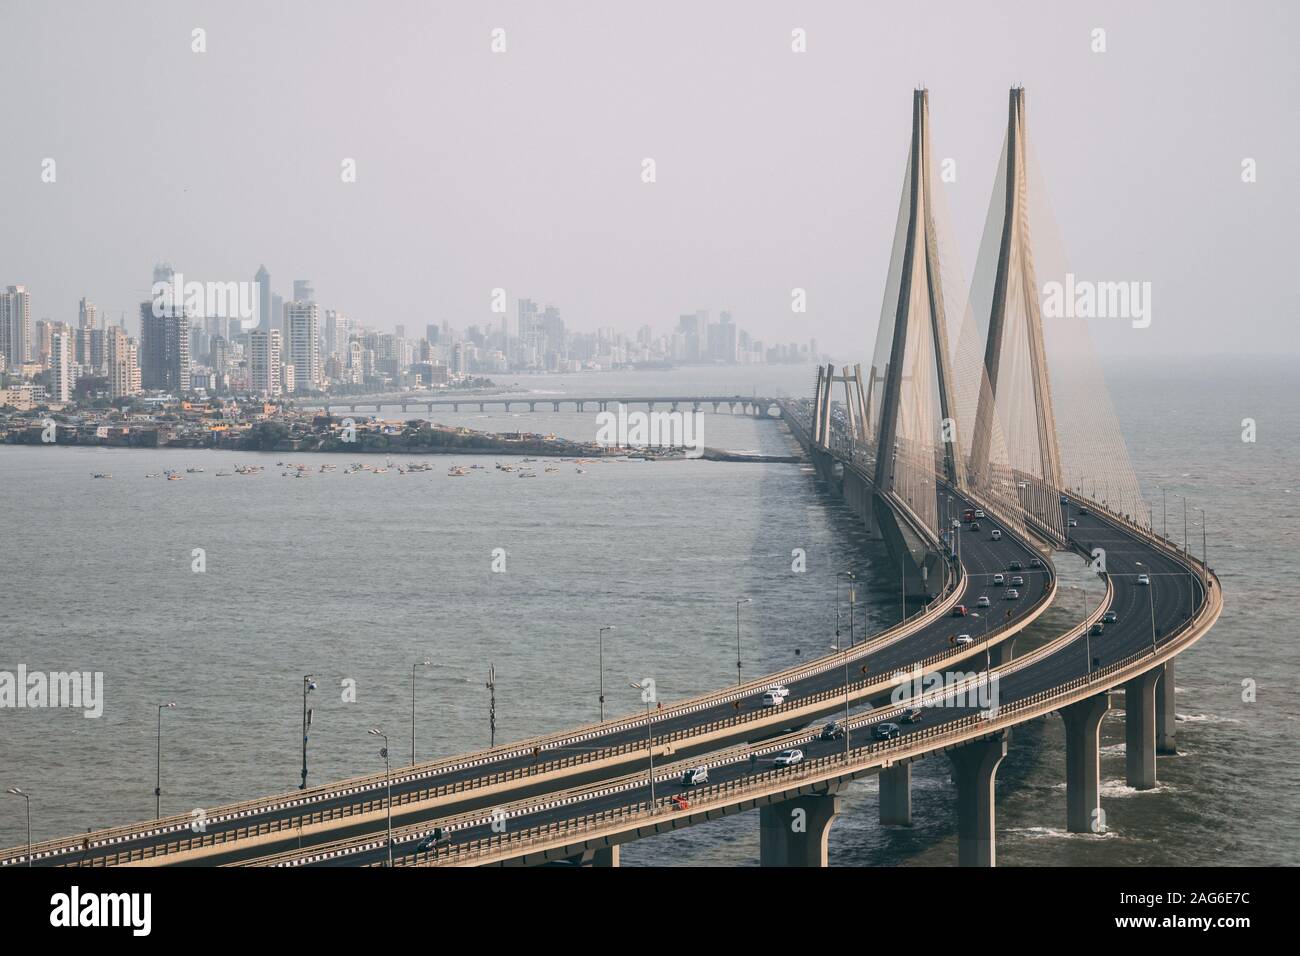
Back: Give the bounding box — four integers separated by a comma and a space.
418, 512, 1218, 867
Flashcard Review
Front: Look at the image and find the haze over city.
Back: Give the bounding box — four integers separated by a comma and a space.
2, 0, 1296, 361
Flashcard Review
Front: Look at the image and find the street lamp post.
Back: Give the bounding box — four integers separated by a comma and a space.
735, 599, 751, 686
1197, 506, 1208, 589
5, 788, 29, 867
486, 662, 497, 747
411, 660, 431, 766
598, 626, 614, 721
1137, 562, 1157, 653
629, 682, 656, 812
300, 675, 317, 790
155, 701, 176, 818
368, 729, 393, 866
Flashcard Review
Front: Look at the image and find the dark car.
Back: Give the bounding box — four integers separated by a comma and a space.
1029, 557, 1043, 568
900, 708, 923, 724
873, 722, 901, 740
1008, 560, 1023, 572
1089, 622, 1105, 636
970, 521, 981, 531
952, 605, 969, 617
416, 828, 447, 853
820, 722, 845, 741
1102, 610, 1118, 624
1078, 507, 1090, 516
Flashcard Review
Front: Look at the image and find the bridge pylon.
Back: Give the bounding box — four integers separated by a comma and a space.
968, 88, 1064, 506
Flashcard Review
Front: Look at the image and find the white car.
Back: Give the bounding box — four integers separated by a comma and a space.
951, 519, 961, 529
990, 529, 1002, 541
974, 510, 986, 519
760, 685, 790, 707
1005, 589, 1020, 600
773, 749, 804, 768
993, 573, 1005, 586
1136, 574, 1151, 586
955, 634, 974, 646
977, 596, 991, 608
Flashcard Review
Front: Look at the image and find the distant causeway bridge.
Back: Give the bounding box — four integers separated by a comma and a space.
308, 395, 781, 417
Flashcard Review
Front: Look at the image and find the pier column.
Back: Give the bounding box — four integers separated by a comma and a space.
759, 792, 841, 867
991, 637, 1016, 668
1156, 659, 1176, 755
1124, 670, 1160, 790
879, 763, 912, 826
1061, 692, 1111, 833
947, 732, 1008, 867
570, 845, 620, 867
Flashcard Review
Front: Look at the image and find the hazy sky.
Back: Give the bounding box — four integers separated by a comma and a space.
2, 0, 1296, 360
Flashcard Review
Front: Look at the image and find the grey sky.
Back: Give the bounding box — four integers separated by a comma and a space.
1, 0, 1296, 360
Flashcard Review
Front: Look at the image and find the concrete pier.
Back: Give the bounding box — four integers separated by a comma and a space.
759, 792, 842, 867
1124, 670, 1161, 790
1061, 692, 1111, 833
948, 732, 1008, 867
879, 763, 913, 826
1156, 659, 1177, 755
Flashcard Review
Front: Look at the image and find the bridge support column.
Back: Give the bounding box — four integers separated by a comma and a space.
879, 763, 912, 826
991, 637, 1016, 668
1156, 660, 1176, 755
1124, 670, 1160, 790
948, 732, 1007, 867
1061, 692, 1111, 834
759, 792, 841, 867
569, 845, 620, 867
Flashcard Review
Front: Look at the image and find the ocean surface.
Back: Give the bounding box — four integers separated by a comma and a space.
0, 357, 1295, 866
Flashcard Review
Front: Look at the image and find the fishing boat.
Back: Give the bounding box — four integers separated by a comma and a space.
167, 473, 184, 481
91, 473, 112, 479
447, 466, 468, 477
186, 467, 204, 474
217, 470, 233, 476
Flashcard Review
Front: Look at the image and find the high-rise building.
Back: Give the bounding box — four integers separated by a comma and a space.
78, 297, 98, 330
0, 285, 32, 369
324, 310, 339, 359
284, 300, 321, 393
292, 279, 314, 303
106, 326, 140, 400
50, 329, 74, 402
249, 329, 282, 396
255, 265, 272, 333
139, 301, 191, 393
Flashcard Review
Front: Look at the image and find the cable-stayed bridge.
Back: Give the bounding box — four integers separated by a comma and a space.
1, 88, 1220, 869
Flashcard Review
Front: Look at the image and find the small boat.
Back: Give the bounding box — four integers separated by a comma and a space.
447, 466, 468, 477
167, 473, 184, 481
186, 467, 204, 474
519, 471, 537, 478
575, 468, 587, 474
145, 473, 162, 478
217, 470, 233, 476
545, 467, 558, 473
91, 473, 112, 479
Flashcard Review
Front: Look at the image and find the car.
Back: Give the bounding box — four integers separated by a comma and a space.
1060, 495, 1070, 505
1029, 557, 1043, 568
1009, 560, 1023, 571
1136, 574, 1151, 586
993, 573, 1005, 586
955, 634, 974, 646
970, 522, 981, 531
872, 722, 901, 740
1005, 589, 1020, 599
1068, 519, 1079, 527
991, 529, 1002, 541
760, 689, 787, 707
962, 509, 976, 521
680, 767, 709, 787
819, 722, 845, 741
670, 795, 691, 811
1089, 623, 1105, 636
951, 518, 961, 529
1010, 575, 1024, 587
1078, 507, 1090, 516
977, 596, 991, 608
974, 510, 986, 519
415, 828, 448, 852
900, 708, 923, 724
952, 605, 969, 617
1102, 610, 1118, 624
773, 749, 804, 767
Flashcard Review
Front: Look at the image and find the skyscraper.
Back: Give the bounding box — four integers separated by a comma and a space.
292, 279, 314, 303
78, 297, 98, 330
249, 329, 282, 396
0, 285, 32, 369
255, 265, 271, 333
50, 329, 74, 402
139, 301, 191, 393
285, 300, 321, 393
